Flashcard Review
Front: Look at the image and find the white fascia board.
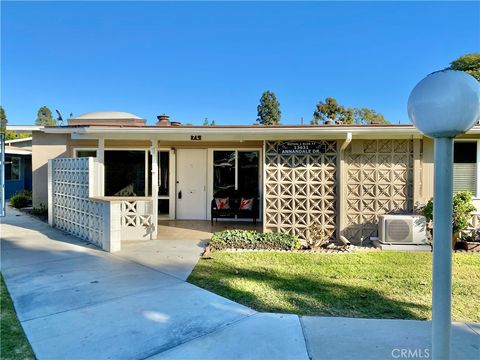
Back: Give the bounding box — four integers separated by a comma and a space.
46, 124, 480, 141
5, 148, 32, 155
63, 126, 426, 141
5, 137, 33, 144
6, 125, 43, 132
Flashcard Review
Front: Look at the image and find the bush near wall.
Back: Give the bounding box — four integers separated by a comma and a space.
9, 190, 32, 209
210, 230, 301, 251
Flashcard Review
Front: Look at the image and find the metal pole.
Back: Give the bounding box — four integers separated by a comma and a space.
432, 137, 454, 360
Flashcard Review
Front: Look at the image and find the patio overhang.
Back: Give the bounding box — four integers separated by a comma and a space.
38, 124, 440, 141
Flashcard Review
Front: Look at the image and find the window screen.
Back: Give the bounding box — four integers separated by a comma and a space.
453, 142, 477, 194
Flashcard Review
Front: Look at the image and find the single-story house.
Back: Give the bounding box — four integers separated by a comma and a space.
26, 111, 480, 251
4, 137, 32, 199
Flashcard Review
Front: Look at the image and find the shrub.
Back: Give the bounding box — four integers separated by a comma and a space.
422, 191, 476, 234
209, 230, 301, 251
31, 203, 48, 216
14, 189, 32, 202
9, 194, 30, 209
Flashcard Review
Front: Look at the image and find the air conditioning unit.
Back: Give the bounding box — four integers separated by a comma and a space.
378, 214, 427, 244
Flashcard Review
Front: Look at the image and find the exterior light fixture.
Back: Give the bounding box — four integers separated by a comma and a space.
408, 70, 480, 360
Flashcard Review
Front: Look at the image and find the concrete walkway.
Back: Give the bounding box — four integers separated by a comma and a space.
1, 208, 479, 360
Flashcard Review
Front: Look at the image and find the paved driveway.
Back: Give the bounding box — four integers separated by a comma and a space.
1, 208, 479, 360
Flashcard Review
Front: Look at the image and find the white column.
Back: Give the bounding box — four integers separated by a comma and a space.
97, 138, 105, 196
151, 140, 158, 238
432, 137, 454, 360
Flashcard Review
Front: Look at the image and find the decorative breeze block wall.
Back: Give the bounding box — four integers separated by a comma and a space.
343, 139, 414, 244
51, 158, 104, 246
264, 141, 338, 241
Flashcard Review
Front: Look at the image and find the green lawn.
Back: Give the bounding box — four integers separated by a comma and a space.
188, 251, 480, 322
1, 274, 35, 360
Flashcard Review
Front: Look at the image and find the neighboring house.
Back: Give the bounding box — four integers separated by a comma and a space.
4, 137, 32, 199
24, 111, 480, 251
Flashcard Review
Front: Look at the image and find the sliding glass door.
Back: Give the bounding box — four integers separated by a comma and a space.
212, 149, 260, 219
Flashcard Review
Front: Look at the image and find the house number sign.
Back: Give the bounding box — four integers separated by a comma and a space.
190, 135, 202, 141
277, 141, 327, 155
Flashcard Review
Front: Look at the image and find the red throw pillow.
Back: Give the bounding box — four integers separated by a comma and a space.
215, 197, 230, 210
239, 198, 253, 211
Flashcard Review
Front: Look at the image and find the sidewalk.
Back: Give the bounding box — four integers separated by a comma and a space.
1, 207, 478, 360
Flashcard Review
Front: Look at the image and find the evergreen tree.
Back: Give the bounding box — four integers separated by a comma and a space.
35, 106, 56, 126
257, 91, 281, 125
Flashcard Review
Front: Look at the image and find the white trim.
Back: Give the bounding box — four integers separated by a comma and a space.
51, 124, 445, 140
4, 148, 31, 155
5, 137, 32, 144
150, 141, 158, 236
6, 125, 43, 132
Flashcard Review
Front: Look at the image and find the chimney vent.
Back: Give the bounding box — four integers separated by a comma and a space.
156, 114, 170, 126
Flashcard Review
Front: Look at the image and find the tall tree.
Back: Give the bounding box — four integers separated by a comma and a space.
352, 107, 389, 125
257, 91, 281, 125
312, 97, 389, 125
312, 97, 352, 124
0, 106, 6, 133
448, 53, 480, 81
35, 106, 56, 126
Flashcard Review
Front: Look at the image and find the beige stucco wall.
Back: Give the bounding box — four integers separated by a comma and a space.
32, 132, 68, 207
421, 137, 434, 205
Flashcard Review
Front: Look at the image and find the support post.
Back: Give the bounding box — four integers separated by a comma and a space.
432, 137, 453, 360
47, 159, 53, 226
151, 140, 158, 238
338, 133, 352, 239
97, 138, 105, 196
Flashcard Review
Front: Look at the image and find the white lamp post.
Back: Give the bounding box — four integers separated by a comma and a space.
408, 70, 480, 360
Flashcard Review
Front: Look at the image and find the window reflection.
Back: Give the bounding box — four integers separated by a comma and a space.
238, 151, 259, 197
105, 151, 146, 196
213, 151, 236, 195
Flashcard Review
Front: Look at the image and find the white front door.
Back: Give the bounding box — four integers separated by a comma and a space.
176, 149, 207, 220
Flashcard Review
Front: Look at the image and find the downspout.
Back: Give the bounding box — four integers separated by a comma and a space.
338, 132, 352, 240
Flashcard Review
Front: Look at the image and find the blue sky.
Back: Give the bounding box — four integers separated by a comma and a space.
1, 1, 479, 125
